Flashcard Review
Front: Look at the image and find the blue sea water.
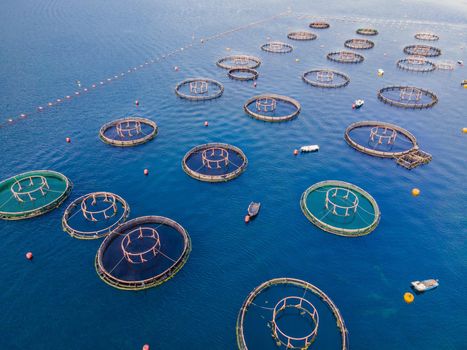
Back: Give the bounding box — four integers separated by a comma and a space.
0, 0, 466, 349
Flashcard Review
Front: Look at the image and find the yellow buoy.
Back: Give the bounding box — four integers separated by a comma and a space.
463, 127, 467, 133
411, 188, 420, 197
404, 292, 414, 304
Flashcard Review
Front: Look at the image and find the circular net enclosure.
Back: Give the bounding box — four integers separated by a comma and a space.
182, 143, 248, 182
216, 55, 261, 70
236, 278, 349, 350
344, 38, 374, 50
309, 22, 330, 29
228, 68, 258, 81
287, 31, 317, 41
95, 215, 191, 290
244, 94, 301, 122
0, 170, 72, 220
377, 86, 438, 109
62, 192, 130, 239
99, 117, 158, 147
175, 78, 224, 101
300, 180, 380, 237
403, 44, 441, 57
260, 41, 293, 53
356, 28, 378, 36
396, 56, 436, 72
345, 121, 432, 169
302, 69, 350, 88
414, 32, 439, 41
327, 51, 365, 64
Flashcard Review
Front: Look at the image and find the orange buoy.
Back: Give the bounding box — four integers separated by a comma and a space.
144, 169, 149, 176
26, 252, 33, 260
411, 188, 420, 197
135, 100, 140, 106
244, 215, 250, 223
204, 121, 209, 127
404, 292, 414, 304
142, 345, 150, 350
66, 137, 71, 143
293, 149, 299, 156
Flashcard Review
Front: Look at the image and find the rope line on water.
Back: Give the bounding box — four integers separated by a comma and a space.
0, 11, 289, 130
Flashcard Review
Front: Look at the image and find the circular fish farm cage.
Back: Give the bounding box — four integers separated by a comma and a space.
302, 69, 350, 88
309, 22, 330, 29
62, 192, 130, 239
228, 68, 259, 81
99, 117, 158, 147
396, 56, 436, 72
356, 28, 378, 36
414, 32, 439, 41
300, 180, 380, 237
95, 215, 191, 290
216, 55, 261, 70
344, 38, 375, 50
260, 41, 293, 53
175, 78, 224, 101
344, 121, 433, 169
287, 31, 317, 41
236, 277, 349, 350
377, 86, 438, 109
403, 44, 441, 57
182, 143, 248, 182
0, 170, 72, 220
243, 94, 301, 122
327, 51, 365, 64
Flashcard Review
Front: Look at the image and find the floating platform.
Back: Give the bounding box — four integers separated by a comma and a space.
300, 180, 380, 237
344, 38, 375, 50
236, 277, 348, 350
377, 86, 438, 109
327, 51, 365, 64
99, 117, 158, 147
228, 68, 258, 81
356, 28, 378, 36
95, 215, 191, 291
287, 31, 317, 41
62, 192, 130, 239
403, 44, 441, 57
414, 32, 439, 41
302, 69, 350, 88
182, 143, 248, 182
243, 94, 301, 122
0, 170, 72, 220
309, 21, 330, 29
396, 56, 436, 72
175, 78, 224, 101
260, 41, 293, 53
216, 55, 261, 70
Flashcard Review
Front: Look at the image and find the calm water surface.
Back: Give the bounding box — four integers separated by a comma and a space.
0, 0, 466, 349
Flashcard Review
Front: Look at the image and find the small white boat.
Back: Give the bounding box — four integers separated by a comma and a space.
377, 69, 384, 76
458, 60, 464, 65
353, 99, 364, 109
247, 202, 261, 217
411, 279, 439, 292
300, 145, 319, 152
